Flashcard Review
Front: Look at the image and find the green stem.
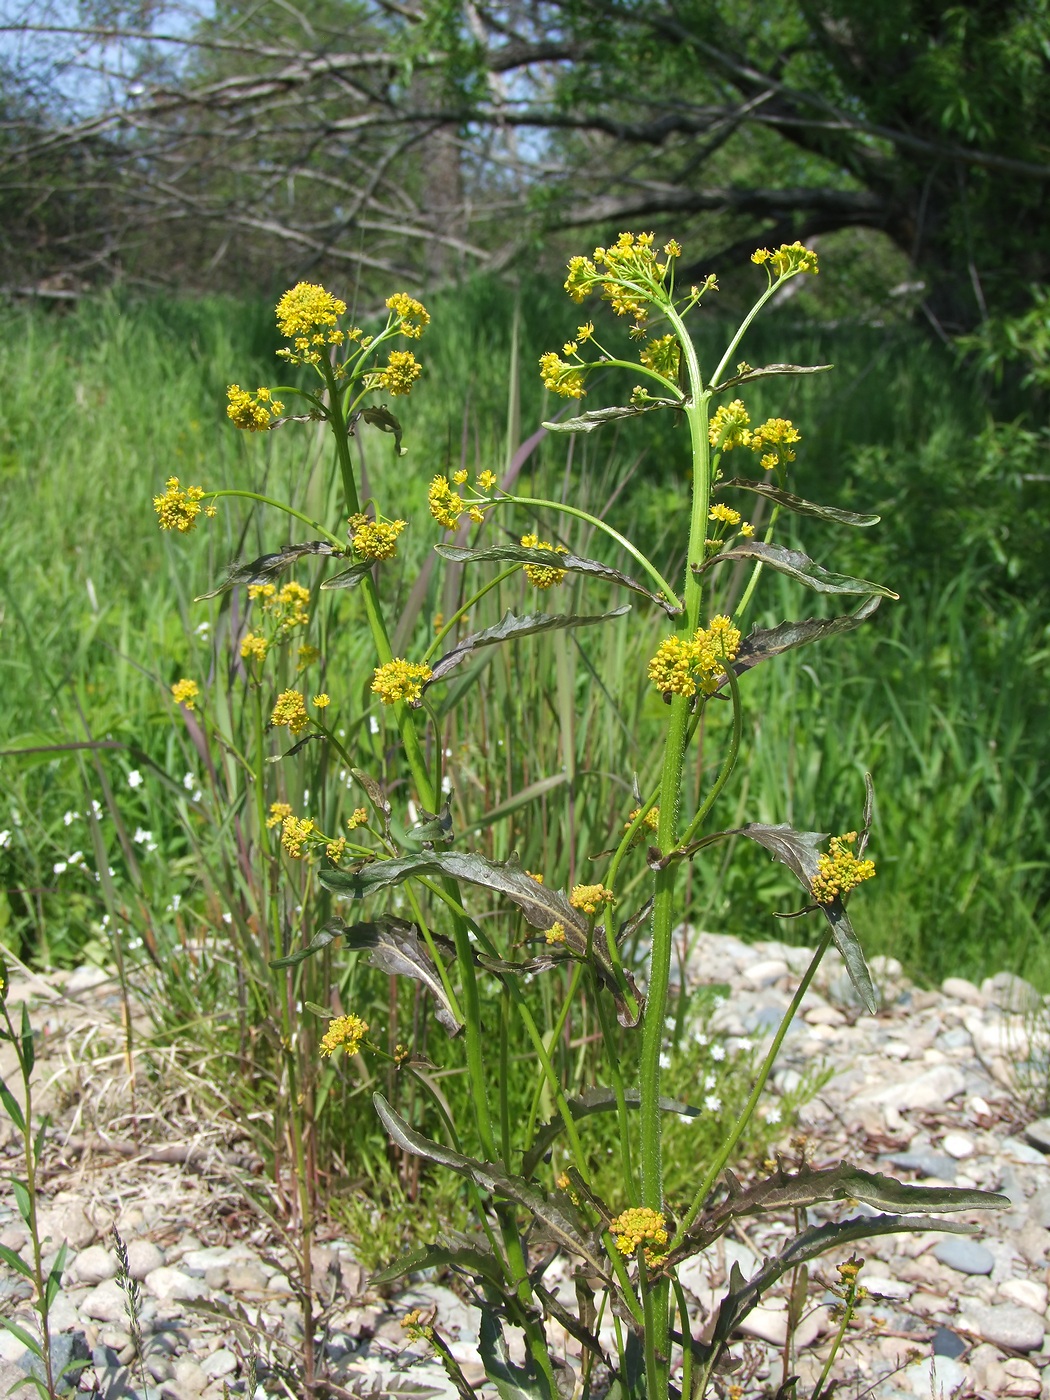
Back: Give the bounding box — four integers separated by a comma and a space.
207, 489, 346, 549
524, 961, 584, 1149
710, 275, 791, 389
674, 927, 833, 1243
593, 979, 639, 1207
678, 665, 743, 849
422, 566, 520, 663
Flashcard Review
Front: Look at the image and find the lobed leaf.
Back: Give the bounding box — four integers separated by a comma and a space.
716, 477, 880, 527
195, 541, 341, 600
355, 404, 406, 456
338, 916, 462, 1036
269, 921, 343, 969
319, 560, 374, 591
0, 1073, 26, 1132
371, 1240, 508, 1292
541, 401, 679, 434
425, 608, 632, 690
435, 543, 680, 615
696, 541, 898, 599
710, 362, 833, 393
725, 598, 883, 681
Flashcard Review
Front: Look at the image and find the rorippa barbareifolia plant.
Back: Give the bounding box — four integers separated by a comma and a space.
154, 248, 1007, 1400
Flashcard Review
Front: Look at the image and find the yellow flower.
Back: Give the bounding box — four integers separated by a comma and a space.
248, 583, 276, 601
545, 923, 566, 944
326, 835, 347, 861
240, 632, 269, 662
377, 350, 421, 396
226, 384, 283, 431
385, 292, 430, 338
564, 255, 598, 303
371, 658, 432, 706
708, 400, 752, 450
625, 806, 660, 843
740, 522, 756, 537
640, 334, 680, 380
319, 1012, 368, 1057
647, 617, 741, 699
171, 678, 200, 709
569, 883, 615, 915
351, 516, 406, 561
539, 351, 586, 399
428, 475, 465, 530
520, 533, 569, 589
267, 801, 293, 829
281, 814, 315, 857
477, 469, 497, 491
610, 1206, 669, 1265
271, 689, 309, 735
647, 635, 698, 698
750, 417, 801, 464
347, 807, 368, 830
154, 477, 213, 532
312, 693, 330, 708
400, 1308, 434, 1343
297, 644, 320, 670
276, 282, 347, 339
811, 833, 876, 904
751, 241, 819, 277
663, 239, 682, 258
709, 504, 741, 526
693, 615, 742, 694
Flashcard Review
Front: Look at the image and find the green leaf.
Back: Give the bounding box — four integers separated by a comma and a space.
269, 921, 343, 969
541, 401, 679, 434
356, 404, 406, 456
435, 544, 680, 616
45, 1241, 68, 1308
373, 1094, 608, 1278
0, 953, 8, 1003
710, 362, 833, 393
319, 561, 374, 591
12, 1178, 32, 1225
479, 1308, 553, 1400
195, 541, 342, 600
371, 1240, 508, 1292
725, 598, 883, 681
336, 916, 462, 1036
696, 541, 898, 599
522, 1085, 702, 1179
716, 478, 880, 528
465, 772, 570, 834
0, 1318, 41, 1356
20, 1003, 33, 1077
0, 1073, 26, 1132
425, 607, 632, 690
0, 1241, 34, 1277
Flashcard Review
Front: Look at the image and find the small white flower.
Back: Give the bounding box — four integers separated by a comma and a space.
127, 936, 143, 950
704, 1094, 722, 1114
338, 728, 346, 738
659, 1052, 671, 1070
195, 620, 211, 636
737, 1037, 753, 1052
11, 810, 22, 826
222, 912, 232, 924
407, 800, 418, 823
713, 994, 726, 1009
108, 866, 115, 876
303, 789, 309, 804
101, 914, 111, 927
169, 893, 181, 912
183, 773, 195, 790
127, 770, 143, 788
369, 715, 380, 734
440, 774, 453, 795
133, 827, 152, 845
0, 830, 10, 849
664, 1016, 676, 1031
704, 1072, 717, 1090
711, 1043, 726, 1062
63, 810, 77, 826
765, 1106, 782, 1124
89, 800, 103, 818
677, 1112, 692, 1123
67, 850, 84, 865
693, 1031, 708, 1047
192, 789, 202, 802
53, 861, 68, 875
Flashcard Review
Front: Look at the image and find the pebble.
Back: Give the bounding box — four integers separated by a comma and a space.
144, 1267, 208, 1303
932, 1237, 995, 1275
899, 1355, 967, 1399
941, 1131, 975, 1159
957, 1300, 1046, 1352
981, 970, 1042, 1012
71, 1244, 117, 1285
998, 1277, 1048, 1313
127, 1239, 165, 1280
941, 976, 983, 1003
200, 1349, 238, 1380
1024, 1117, 1050, 1153
79, 1278, 131, 1323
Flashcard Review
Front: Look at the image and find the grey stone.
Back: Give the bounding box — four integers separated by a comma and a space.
901, 1356, 967, 1399
17, 1331, 90, 1395
888, 1150, 957, 1181
200, 1349, 237, 1380
863, 1064, 966, 1112
126, 1239, 164, 1281
932, 1237, 995, 1275
172, 1359, 208, 1393
1023, 1116, 1050, 1153
1026, 1186, 1050, 1228
72, 1244, 118, 1285
143, 1267, 208, 1303
81, 1277, 132, 1323
957, 1300, 1046, 1352
226, 1262, 269, 1293
941, 976, 983, 1003
981, 970, 1042, 1012
930, 1327, 966, 1358
179, 1244, 255, 1273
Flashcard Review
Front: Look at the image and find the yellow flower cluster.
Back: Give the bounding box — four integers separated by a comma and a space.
267, 801, 293, 829
171, 678, 200, 709
298, 643, 320, 671
385, 293, 430, 339
349, 513, 406, 560
375, 350, 421, 397
241, 632, 269, 662
750, 416, 802, 469
810, 832, 876, 905
569, 883, 616, 915
640, 334, 680, 380
400, 1309, 434, 1343
563, 232, 677, 320
326, 835, 347, 861
709, 504, 741, 526
428, 475, 464, 529
371, 658, 432, 706
647, 616, 741, 698
751, 241, 819, 278
248, 580, 311, 632
271, 689, 309, 735
539, 351, 586, 399
478, 469, 498, 491
313, 693, 330, 708
154, 477, 215, 532
708, 400, 752, 451
274, 283, 348, 365
226, 384, 284, 431
625, 805, 660, 844
347, 807, 368, 830
609, 1206, 669, 1265
281, 814, 315, 857
319, 1012, 368, 1058
545, 923, 567, 945
520, 533, 568, 589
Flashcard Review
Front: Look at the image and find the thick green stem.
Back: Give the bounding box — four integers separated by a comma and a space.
207, 489, 346, 549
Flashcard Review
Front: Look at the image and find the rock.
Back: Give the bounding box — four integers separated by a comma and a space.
941, 1132, 975, 1159
863, 1064, 966, 1112
0, 1225, 28, 1251
47, 1293, 80, 1332
900, 1356, 967, 1399
736, 1304, 787, 1345
742, 959, 789, 987
930, 1327, 966, 1358
1004, 1135, 1050, 1166
1023, 1117, 1050, 1153
171, 1358, 208, 1394
861, 1275, 912, 1300
179, 1244, 255, 1273
981, 971, 1042, 1012
40, 1199, 95, 1250
888, 1149, 957, 1181
803, 1005, 846, 1026
226, 1262, 269, 1293
932, 1238, 995, 1275
0, 1332, 27, 1364
1015, 1222, 1050, 1265
267, 1273, 293, 1294
200, 1350, 237, 1380
942, 976, 983, 1003
17, 1332, 91, 1397
957, 1300, 1046, 1352
998, 1278, 1049, 1313
143, 1267, 208, 1303
126, 1240, 164, 1280
80, 1277, 131, 1323
72, 1244, 118, 1285
1002, 1358, 1043, 1398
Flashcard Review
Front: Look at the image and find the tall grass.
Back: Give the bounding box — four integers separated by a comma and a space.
0, 277, 1046, 998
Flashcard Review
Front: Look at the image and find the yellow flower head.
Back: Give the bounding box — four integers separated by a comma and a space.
312, 693, 330, 708
639, 334, 680, 380
319, 1012, 368, 1058
377, 349, 421, 396
648, 617, 741, 699
226, 384, 284, 431
240, 632, 269, 662
539, 351, 586, 399
281, 814, 315, 857
751, 241, 819, 278
297, 644, 320, 671
520, 533, 569, 589
428, 475, 465, 530
646, 635, 698, 698
545, 922, 566, 945
326, 835, 347, 862
400, 1308, 434, 1343
709, 400, 752, 451
347, 807, 368, 830
267, 801, 293, 829
385, 292, 431, 338
350, 515, 406, 560
371, 658, 432, 706
610, 1206, 669, 1266
569, 883, 616, 916
811, 832, 876, 905
276, 282, 347, 339
750, 417, 801, 464
709, 503, 741, 527
171, 678, 200, 709
271, 689, 310, 735
740, 522, 756, 537
477, 469, 498, 492
154, 477, 214, 532
625, 805, 660, 844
